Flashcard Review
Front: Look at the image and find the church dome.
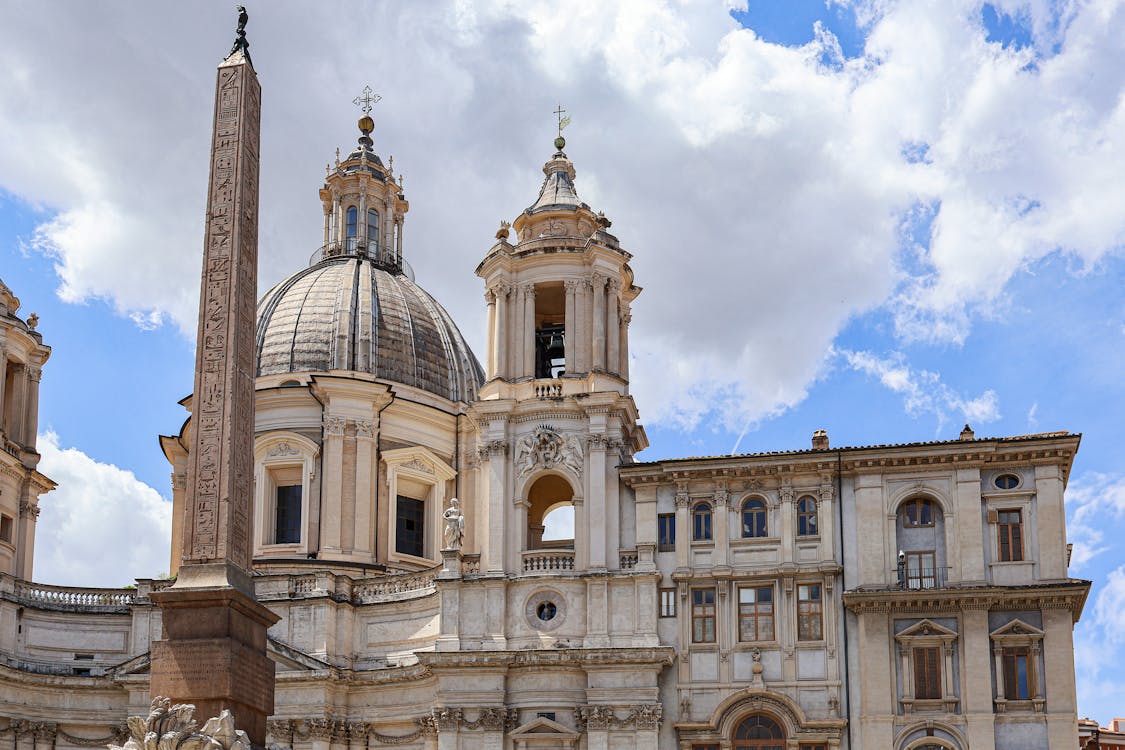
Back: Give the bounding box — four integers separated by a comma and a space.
255, 256, 484, 402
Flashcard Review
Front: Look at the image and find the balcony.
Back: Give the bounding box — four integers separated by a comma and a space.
522, 549, 575, 573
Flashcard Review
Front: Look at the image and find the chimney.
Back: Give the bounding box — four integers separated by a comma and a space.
812, 429, 829, 450
959, 424, 975, 441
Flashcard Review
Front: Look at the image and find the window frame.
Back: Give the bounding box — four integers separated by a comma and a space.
796, 582, 823, 641
741, 497, 768, 538
691, 588, 716, 643
904, 550, 937, 589
913, 645, 942, 700
659, 588, 677, 618
737, 584, 775, 643
395, 494, 426, 558
273, 483, 303, 545
365, 208, 379, 252
990, 618, 1044, 711
383, 446, 458, 566
693, 502, 713, 542
1002, 645, 1034, 700
254, 432, 319, 556
345, 205, 358, 250
797, 495, 818, 537
658, 512, 676, 551
997, 508, 1024, 562
0, 514, 13, 545
901, 497, 935, 528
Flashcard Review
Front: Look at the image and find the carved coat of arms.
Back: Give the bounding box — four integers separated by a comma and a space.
515, 426, 584, 478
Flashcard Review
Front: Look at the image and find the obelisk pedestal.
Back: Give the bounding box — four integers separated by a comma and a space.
149, 37, 277, 748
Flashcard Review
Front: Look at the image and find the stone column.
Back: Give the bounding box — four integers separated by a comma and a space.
713, 485, 730, 569
150, 38, 278, 747
0, 346, 7, 434
484, 288, 497, 378
818, 478, 835, 562
16, 481, 38, 580
576, 280, 590, 373
495, 284, 509, 380
564, 280, 578, 375
587, 435, 607, 570
320, 416, 345, 553
619, 310, 631, 382
779, 480, 795, 563
522, 283, 536, 379
24, 365, 41, 448
353, 420, 375, 554
591, 274, 606, 371
511, 284, 524, 379
322, 204, 331, 247
674, 488, 691, 573
606, 279, 620, 375
7, 364, 26, 445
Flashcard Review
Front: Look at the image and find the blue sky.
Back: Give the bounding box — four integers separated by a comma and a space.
2, 0, 1124, 726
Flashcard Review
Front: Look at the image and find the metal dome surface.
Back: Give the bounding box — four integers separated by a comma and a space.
255, 256, 484, 402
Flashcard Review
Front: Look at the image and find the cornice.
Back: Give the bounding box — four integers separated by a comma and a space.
842, 580, 1091, 621
418, 646, 674, 670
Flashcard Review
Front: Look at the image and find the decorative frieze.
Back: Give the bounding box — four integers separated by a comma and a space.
515, 426, 583, 478
575, 704, 662, 730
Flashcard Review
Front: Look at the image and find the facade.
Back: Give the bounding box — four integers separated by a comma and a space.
0, 53, 1093, 750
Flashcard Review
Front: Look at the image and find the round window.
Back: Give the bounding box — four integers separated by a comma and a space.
995, 474, 1019, 490
525, 589, 567, 631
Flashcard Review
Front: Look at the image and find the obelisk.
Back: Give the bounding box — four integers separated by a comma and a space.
150, 10, 278, 746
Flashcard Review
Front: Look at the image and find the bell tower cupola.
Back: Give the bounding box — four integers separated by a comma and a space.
317, 86, 409, 274
476, 128, 640, 397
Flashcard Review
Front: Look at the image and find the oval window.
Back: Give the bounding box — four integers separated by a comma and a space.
995, 474, 1019, 490
536, 601, 558, 621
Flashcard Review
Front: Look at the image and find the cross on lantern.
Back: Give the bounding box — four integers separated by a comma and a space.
353, 85, 381, 115
554, 104, 571, 136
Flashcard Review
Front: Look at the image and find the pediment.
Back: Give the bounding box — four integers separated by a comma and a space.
990, 618, 1044, 639
508, 716, 580, 739
896, 618, 958, 640
382, 445, 457, 481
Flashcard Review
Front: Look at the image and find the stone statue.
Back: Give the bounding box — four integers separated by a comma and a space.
442, 497, 464, 550
110, 697, 250, 750
230, 6, 250, 58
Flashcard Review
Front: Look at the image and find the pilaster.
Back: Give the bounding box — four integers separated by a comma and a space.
591, 273, 607, 371
564, 280, 578, 374
522, 283, 535, 378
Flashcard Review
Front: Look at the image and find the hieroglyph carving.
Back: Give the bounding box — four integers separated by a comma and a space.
181, 52, 260, 569
515, 426, 583, 478
109, 697, 250, 750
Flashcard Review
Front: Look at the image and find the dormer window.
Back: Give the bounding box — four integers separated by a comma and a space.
346, 206, 358, 251
366, 209, 379, 254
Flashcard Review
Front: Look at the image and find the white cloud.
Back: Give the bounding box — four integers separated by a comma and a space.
837, 348, 1000, 428
1066, 472, 1125, 571
1075, 564, 1125, 724
2, 1, 1125, 430
33, 432, 171, 587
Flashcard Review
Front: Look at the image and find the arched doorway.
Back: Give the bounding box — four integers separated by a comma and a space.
733, 714, 785, 749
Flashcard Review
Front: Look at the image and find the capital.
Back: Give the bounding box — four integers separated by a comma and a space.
324, 416, 346, 436
564, 279, 581, 293
521, 283, 536, 298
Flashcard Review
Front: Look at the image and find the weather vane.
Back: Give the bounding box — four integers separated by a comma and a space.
554, 104, 571, 137
353, 85, 381, 115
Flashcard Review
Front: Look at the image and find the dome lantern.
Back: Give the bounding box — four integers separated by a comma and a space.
315, 87, 409, 275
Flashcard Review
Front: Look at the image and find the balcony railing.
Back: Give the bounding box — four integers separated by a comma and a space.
6, 578, 135, 612
522, 549, 575, 573
307, 242, 414, 281
892, 565, 951, 590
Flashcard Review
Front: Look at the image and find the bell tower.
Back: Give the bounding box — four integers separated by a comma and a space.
470, 127, 648, 579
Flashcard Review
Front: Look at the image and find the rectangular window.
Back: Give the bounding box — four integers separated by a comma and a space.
536, 712, 556, 721
658, 513, 676, 550
691, 588, 716, 643
396, 495, 425, 557
691, 746, 719, 750
273, 485, 302, 544
659, 588, 677, 618
998, 509, 1024, 562
1002, 646, 1033, 699
905, 551, 936, 589
0, 514, 12, 544
738, 585, 775, 642
800, 745, 828, 750
913, 646, 942, 699
797, 583, 823, 641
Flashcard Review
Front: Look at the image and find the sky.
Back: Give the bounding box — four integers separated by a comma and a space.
1, 0, 1124, 724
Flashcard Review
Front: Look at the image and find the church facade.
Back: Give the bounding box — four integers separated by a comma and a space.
0, 41, 1090, 750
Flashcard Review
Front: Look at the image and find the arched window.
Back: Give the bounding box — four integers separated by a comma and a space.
733, 714, 785, 749
742, 498, 767, 538
345, 206, 358, 251
366, 208, 379, 253
797, 496, 818, 536
693, 503, 713, 541
901, 497, 934, 527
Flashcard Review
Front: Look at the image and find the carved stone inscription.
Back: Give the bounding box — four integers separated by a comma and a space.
182, 55, 261, 570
